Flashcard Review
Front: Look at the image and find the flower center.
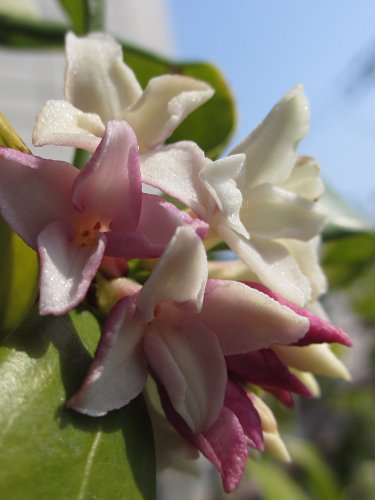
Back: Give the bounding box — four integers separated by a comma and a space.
75, 221, 103, 247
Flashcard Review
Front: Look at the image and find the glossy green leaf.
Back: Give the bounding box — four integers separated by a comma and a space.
58, 0, 105, 34
0, 112, 30, 152
0, 307, 155, 500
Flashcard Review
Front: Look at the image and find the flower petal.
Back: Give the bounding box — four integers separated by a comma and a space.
272, 343, 351, 380
226, 350, 312, 398
32, 100, 103, 152
72, 121, 141, 232
68, 296, 147, 415
230, 85, 310, 189
218, 224, 311, 305
65, 32, 142, 121
158, 384, 248, 493
0, 147, 77, 248
283, 156, 325, 200
248, 282, 352, 347
198, 279, 308, 355
104, 194, 208, 259
38, 220, 106, 315
125, 75, 214, 150
136, 226, 208, 322
225, 380, 263, 450
140, 141, 215, 219
200, 154, 249, 237
144, 318, 226, 433
240, 183, 327, 240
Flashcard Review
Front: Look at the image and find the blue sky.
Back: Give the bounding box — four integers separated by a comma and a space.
168, 1, 375, 219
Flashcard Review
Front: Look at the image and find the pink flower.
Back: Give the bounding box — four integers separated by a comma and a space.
0, 121, 207, 315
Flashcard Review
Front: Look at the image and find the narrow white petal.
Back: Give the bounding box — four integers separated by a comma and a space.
231, 85, 310, 189
283, 156, 325, 200
272, 343, 351, 380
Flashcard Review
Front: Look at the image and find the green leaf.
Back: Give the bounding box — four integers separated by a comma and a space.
58, 0, 105, 34
0, 217, 39, 339
0, 14, 67, 48
0, 307, 155, 500
0, 113, 30, 152
248, 458, 308, 500
286, 437, 341, 500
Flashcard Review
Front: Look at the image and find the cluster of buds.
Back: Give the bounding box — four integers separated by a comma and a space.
0, 33, 351, 492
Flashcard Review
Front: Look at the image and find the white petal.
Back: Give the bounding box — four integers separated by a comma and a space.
240, 184, 327, 241
198, 280, 308, 355
200, 154, 249, 238
283, 156, 325, 200
143, 318, 226, 432
272, 343, 351, 380
68, 297, 148, 416
38, 220, 106, 315
140, 141, 215, 219
65, 32, 142, 121
218, 224, 311, 306
231, 85, 310, 189
125, 74, 214, 150
279, 237, 327, 301
32, 100, 103, 152
136, 226, 208, 322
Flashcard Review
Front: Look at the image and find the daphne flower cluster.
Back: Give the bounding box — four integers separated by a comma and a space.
0, 32, 351, 492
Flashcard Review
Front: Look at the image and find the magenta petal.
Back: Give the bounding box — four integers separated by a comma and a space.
72, 121, 141, 232
159, 384, 248, 493
38, 220, 106, 315
226, 349, 312, 399
0, 147, 77, 248
224, 380, 264, 451
144, 318, 226, 433
105, 193, 208, 258
247, 282, 352, 347
68, 296, 148, 416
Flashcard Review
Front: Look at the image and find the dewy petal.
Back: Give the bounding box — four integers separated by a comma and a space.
104, 194, 208, 259
230, 85, 310, 190
124, 74, 214, 151
65, 32, 142, 122
200, 154, 249, 238
72, 121, 141, 232
0, 147, 78, 248
32, 100, 104, 152
240, 183, 327, 241
198, 279, 308, 355
218, 224, 311, 306
38, 220, 106, 315
140, 141, 215, 219
136, 226, 208, 322
68, 296, 148, 415
272, 343, 351, 380
144, 318, 226, 433
283, 156, 325, 200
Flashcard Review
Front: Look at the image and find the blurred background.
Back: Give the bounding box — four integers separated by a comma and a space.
0, 1, 374, 499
